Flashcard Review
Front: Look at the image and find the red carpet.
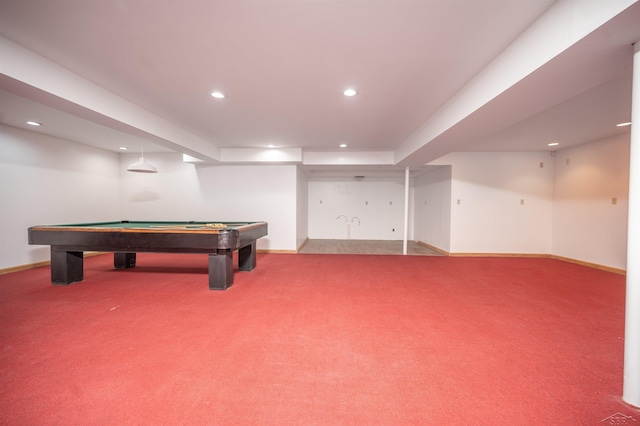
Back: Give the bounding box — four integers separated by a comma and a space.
0, 253, 636, 424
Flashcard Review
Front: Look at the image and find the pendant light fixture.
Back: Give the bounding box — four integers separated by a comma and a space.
127, 143, 158, 173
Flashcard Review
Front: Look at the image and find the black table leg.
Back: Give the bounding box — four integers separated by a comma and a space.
114, 252, 136, 269
50, 248, 83, 285
208, 249, 234, 290
238, 241, 257, 271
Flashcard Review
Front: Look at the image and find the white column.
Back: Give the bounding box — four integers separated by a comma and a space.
623, 41, 640, 409
403, 166, 410, 255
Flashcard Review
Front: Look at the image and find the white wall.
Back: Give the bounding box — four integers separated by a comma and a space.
552, 134, 630, 270
414, 166, 452, 252
308, 178, 407, 240
296, 166, 309, 250
119, 152, 200, 220
119, 154, 299, 251
0, 124, 121, 268
431, 151, 554, 254
1, 133, 301, 272
1, 123, 631, 270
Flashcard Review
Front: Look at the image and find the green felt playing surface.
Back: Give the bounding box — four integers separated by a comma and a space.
59, 221, 247, 229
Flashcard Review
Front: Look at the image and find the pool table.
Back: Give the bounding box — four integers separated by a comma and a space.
28, 221, 268, 290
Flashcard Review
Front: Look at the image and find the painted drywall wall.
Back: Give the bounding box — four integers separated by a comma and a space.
119, 152, 200, 220
308, 178, 408, 240
296, 166, 309, 250
552, 134, 630, 270
431, 151, 554, 254
119, 154, 298, 251
0, 132, 302, 271
0, 124, 121, 268
414, 166, 452, 252
1, 124, 631, 270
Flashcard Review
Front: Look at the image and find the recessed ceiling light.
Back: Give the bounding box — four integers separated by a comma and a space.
26, 121, 42, 126
339, 143, 347, 148
210, 91, 225, 99
343, 89, 357, 97
119, 147, 128, 151
267, 144, 276, 148
616, 122, 632, 127
548, 142, 559, 147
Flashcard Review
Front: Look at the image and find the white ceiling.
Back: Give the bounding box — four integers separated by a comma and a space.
0, 0, 638, 174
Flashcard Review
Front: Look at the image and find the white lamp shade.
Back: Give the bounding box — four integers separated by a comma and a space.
127, 157, 158, 173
